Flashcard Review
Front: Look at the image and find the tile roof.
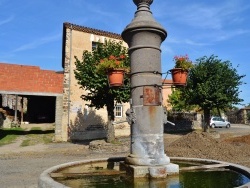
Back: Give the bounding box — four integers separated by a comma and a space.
64, 22, 122, 40
0, 62, 63, 96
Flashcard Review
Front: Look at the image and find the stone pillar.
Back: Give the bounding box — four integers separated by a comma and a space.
121, 0, 179, 178
54, 96, 63, 141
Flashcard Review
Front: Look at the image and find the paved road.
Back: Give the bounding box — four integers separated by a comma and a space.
0, 142, 128, 188
212, 123, 250, 136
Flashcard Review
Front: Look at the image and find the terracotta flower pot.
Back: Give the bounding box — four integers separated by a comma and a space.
107, 69, 125, 87
171, 68, 188, 86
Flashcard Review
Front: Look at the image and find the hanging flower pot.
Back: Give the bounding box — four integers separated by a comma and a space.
107, 69, 125, 87
171, 68, 188, 86
170, 55, 193, 86
96, 54, 129, 87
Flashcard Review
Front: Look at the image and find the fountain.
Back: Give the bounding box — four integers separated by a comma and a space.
120, 0, 178, 178
38, 0, 250, 187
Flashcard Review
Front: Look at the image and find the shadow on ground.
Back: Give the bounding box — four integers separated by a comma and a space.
0, 129, 54, 140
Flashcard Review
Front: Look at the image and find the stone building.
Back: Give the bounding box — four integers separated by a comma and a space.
55, 23, 130, 142
241, 107, 250, 124
0, 63, 63, 128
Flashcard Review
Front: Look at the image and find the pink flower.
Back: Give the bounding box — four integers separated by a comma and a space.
109, 55, 116, 60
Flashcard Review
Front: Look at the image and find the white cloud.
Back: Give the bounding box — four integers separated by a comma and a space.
84, 1, 120, 19
154, 0, 249, 31
156, 0, 250, 47
214, 29, 250, 41
166, 36, 211, 46
13, 34, 61, 52
184, 39, 211, 46
166, 37, 181, 44
173, 4, 230, 30
0, 15, 14, 26
161, 44, 174, 55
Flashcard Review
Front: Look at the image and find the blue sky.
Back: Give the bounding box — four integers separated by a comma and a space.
1, 0, 250, 107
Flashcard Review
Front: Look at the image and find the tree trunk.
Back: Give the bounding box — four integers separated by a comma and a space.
106, 100, 115, 143
217, 107, 221, 117
203, 108, 211, 132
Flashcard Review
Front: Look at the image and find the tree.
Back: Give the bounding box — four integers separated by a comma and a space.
167, 89, 196, 112
74, 40, 130, 142
170, 55, 245, 132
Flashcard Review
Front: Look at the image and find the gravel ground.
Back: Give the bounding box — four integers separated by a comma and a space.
0, 142, 130, 188
167, 131, 250, 167
0, 127, 250, 188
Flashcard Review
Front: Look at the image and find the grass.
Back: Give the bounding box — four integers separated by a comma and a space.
110, 138, 122, 145
0, 127, 54, 147
20, 127, 54, 147
0, 127, 24, 146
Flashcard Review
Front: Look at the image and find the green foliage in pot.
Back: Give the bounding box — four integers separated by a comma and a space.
173, 55, 193, 71
96, 54, 129, 74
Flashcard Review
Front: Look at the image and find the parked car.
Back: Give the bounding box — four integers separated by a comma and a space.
210, 116, 230, 128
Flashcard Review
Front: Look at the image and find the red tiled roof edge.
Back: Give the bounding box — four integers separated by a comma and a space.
64, 22, 122, 40
0, 63, 63, 95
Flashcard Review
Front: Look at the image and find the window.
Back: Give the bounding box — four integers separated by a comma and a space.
92, 42, 99, 51
115, 105, 123, 117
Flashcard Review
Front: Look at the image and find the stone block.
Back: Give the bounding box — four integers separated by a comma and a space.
149, 166, 168, 178
164, 163, 179, 175
120, 162, 179, 178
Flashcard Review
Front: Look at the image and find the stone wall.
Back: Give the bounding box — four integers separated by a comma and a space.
54, 96, 63, 141
226, 108, 250, 124
164, 113, 202, 133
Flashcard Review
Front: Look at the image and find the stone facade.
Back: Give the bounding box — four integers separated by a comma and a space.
57, 23, 131, 141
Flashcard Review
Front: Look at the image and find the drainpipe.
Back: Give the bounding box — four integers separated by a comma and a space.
67, 25, 73, 140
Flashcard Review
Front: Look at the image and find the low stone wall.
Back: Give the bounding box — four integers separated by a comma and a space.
69, 123, 130, 141
69, 114, 203, 141
89, 139, 130, 152
165, 113, 202, 133
164, 120, 192, 133
69, 129, 106, 141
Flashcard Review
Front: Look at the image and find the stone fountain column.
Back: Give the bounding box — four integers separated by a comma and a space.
121, 0, 179, 178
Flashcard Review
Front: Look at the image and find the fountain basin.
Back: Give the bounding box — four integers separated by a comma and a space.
38, 157, 250, 188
